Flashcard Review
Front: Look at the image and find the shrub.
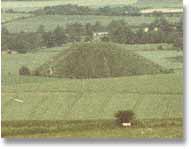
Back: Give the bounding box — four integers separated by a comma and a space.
16, 48, 28, 54
158, 45, 164, 50
101, 36, 110, 42
32, 69, 40, 76
19, 66, 31, 75
114, 110, 135, 125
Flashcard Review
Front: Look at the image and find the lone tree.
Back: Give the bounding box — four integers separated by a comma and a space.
114, 110, 135, 127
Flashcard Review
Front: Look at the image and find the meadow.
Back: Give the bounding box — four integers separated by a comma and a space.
3, 15, 181, 33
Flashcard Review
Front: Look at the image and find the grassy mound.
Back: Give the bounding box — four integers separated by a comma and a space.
35, 42, 170, 78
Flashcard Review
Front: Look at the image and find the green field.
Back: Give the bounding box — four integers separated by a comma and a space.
1, 13, 34, 23
1, 0, 183, 139
2, 119, 183, 138
1, 0, 182, 13
1, 0, 137, 12
134, 0, 182, 9
136, 50, 183, 70
1, 43, 183, 138
2, 72, 183, 121
3, 15, 181, 33
2, 44, 183, 120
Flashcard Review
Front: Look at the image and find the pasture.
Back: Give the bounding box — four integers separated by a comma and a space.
3, 15, 181, 33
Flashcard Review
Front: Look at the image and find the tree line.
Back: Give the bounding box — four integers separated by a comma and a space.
2, 17, 183, 53
108, 17, 183, 49
2, 21, 104, 53
33, 4, 141, 16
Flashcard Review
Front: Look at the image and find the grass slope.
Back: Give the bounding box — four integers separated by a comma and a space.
36, 42, 170, 78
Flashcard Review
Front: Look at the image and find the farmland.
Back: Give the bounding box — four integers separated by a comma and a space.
2, 119, 182, 138
3, 15, 181, 33
136, 50, 183, 70
1, 0, 182, 12
1, 0, 183, 138
1, 0, 137, 12
1, 13, 33, 23
1, 43, 183, 138
134, 0, 182, 9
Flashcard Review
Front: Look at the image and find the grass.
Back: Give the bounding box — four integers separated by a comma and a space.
2, 43, 183, 121
136, 50, 183, 70
3, 15, 181, 33
1, 0, 137, 12
1, 13, 33, 23
36, 42, 170, 78
1, 43, 183, 138
2, 119, 183, 138
168, 56, 183, 63
134, 0, 183, 9
1, 0, 182, 13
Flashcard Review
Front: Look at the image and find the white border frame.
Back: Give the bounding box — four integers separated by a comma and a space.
0, 0, 190, 148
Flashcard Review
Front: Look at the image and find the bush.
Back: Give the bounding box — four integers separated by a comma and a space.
101, 36, 110, 42
157, 45, 164, 50
114, 110, 135, 125
16, 48, 28, 54
19, 66, 31, 75
32, 69, 40, 76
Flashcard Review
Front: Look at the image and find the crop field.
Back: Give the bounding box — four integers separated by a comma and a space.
1, 0, 137, 12
3, 15, 181, 33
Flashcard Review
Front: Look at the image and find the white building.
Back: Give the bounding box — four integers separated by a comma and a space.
93, 32, 109, 40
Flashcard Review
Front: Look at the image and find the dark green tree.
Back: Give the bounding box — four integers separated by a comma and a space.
53, 25, 68, 46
